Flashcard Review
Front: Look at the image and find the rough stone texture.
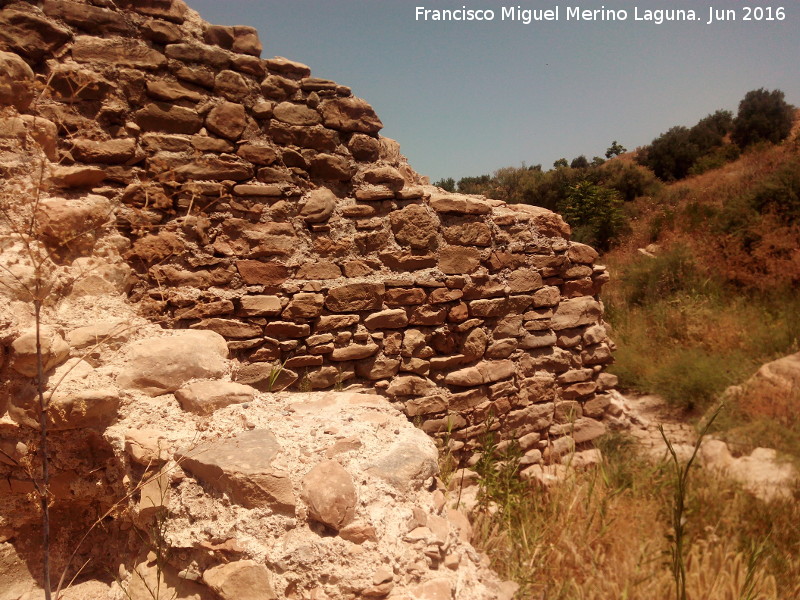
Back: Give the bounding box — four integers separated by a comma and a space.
116, 330, 229, 396
174, 380, 257, 415
9, 326, 70, 377
301, 459, 358, 531
203, 561, 277, 600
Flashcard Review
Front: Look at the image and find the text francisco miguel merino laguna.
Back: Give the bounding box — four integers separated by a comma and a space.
415, 5, 774, 25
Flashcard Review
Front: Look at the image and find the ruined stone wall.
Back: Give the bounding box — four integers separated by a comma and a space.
0, 0, 617, 465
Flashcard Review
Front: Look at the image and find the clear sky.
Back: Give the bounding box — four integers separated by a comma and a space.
188, 0, 800, 182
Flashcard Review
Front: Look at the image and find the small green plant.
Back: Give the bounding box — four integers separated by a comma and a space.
659, 404, 723, 600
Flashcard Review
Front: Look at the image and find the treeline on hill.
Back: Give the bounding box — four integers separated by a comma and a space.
435, 88, 796, 251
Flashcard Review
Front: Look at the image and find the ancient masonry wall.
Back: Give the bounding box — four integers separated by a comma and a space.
0, 0, 617, 463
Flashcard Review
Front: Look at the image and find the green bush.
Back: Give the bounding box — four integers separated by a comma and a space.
732, 88, 795, 148
557, 180, 626, 250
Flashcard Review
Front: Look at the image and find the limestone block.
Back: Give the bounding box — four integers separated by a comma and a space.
72, 36, 166, 69
366, 437, 438, 493
174, 380, 257, 415
10, 327, 70, 378
135, 102, 203, 134
282, 293, 325, 319
319, 97, 383, 134
301, 459, 357, 531
390, 204, 439, 250
325, 283, 385, 312
299, 188, 336, 223
550, 297, 603, 330
116, 330, 228, 396
438, 246, 480, 275
273, 101, 321, 126
203, 561, 276, 600
0, 51, 35, 111
177, 429, 295, 510
205, 101, 246, 140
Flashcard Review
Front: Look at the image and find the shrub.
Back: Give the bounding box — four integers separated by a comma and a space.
637, 126, 701, 181
732, 88, 795, 148
433, 177, 455, 192
558, 180, 626, 250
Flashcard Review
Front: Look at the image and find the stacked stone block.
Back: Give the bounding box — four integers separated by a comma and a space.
0, 0, 616, 464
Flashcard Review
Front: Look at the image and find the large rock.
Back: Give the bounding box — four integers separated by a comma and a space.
366, 436, 439, 492
10, 327, 71, 377
177, 429, 295, 510
174, 380, 257, 415
325, 283, 385, 312
0, 51, 35, 111
116, 330, 229, 396
72, 36, 166, 69
550, 297, 603, 331
299, 188, 336, 223
301, 459, 357, 531
205, 101, 246, 140
390, 204, 439, 250
35, 194, 111, 246
203, 561, 276, 600
0, 10, 71, 61
319, 97, 383, 134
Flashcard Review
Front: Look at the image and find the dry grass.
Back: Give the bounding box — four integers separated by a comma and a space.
469, 435, 800, 599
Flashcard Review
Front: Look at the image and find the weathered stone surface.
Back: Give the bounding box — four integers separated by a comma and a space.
299, 188, 336, 223
44, 0, 130, 33
550, 297, 603, 330
135, 103, 202, 134
50, 165, 106, 188
174, 380, 256, 415
443, 222, 492, 247
319, 97, 383, 134
364, 309, 409, 330
354, 354, 401, 380
567, 242, 599, 264
35, 194, 111, 246
9, 384, 120, 431
265, 56, 311, 79
445, 360, 515, 387
72, 36, 166, 69
214, 69, 249, 100
508, 268, 543, 293
0, 51, 35, 111
71, 138, 137, 164
205, 101, 246, 139
203, 560, 276, 600
301, 460, 357, 531
178, 429, 295, 510
390, 204, 439, 250
146, 78, 204, 102
268, 121, 338, 152
235, 260, 290, 285
10, 327, 70, 377
273, 101, 321, 125
192, 318, 263, 339
439, 246, 480, 274
117, 331, 228, 396
296, 261, 342, 280
309, 153, 354, 181
0, 10, 71, 61
330, 343, 379, 361
386, 375, 437, 397
366, 436, 439, 492
429, 194, 491, 215
282, 293, 325, 319
325, 283, 385, 312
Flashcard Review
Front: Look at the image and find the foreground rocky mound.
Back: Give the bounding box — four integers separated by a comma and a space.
0, 0, 616, 466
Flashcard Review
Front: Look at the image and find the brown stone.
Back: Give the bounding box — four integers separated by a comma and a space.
146, 78, 204, 102
364, 309, 409, 330
296, 261, 342, 280
0, 51, 35, 111
0, 10, 71, 62
445, 360, 515, 387
124, 0, 188, 23
319, 97, 383, 134
408, 304, 447, 326
567, 242, 599, 264
174, 155, 253, 180
72, 36, 166, 69
214, 69, 249, 101
315, 314, 360, 332
135, 102, 202, 134
325, 283, 385, 312
309, 153, 354, 181
531, 286, 561, 308
178, 429, 295, 510
237, 143, 279, 165
429, 194, 491, 215
265, 56, 311, 79
354, 354, 401, 380
301, 460, 357, 531
349, 133, 381, 161
44, 0, 130, 33
193, 318, 262, 339
273, 101, 321, 125
165, 41, 229, 67
330, 343, 379, 361
236, 260, 290, 285
10, 327, 70, 377
175, 381, 257, 415
299, 188, 336, 223
361, 165, 405, 190
235, 362, 298, 391
443, 221, 492, 246
389, 204, 439, 250
386, 375, 437, 397
268, 122, 339, 152
439, 246, 481, 274
282, 293, 325, 319
260, 74, 299, 100
380, 251, 437, 271
238, 295, 282, 316
71, 138, 137, 165
203, 560, 276, 600
551, 297, 603, 330
263, 322, 311, 337
206, 101, 246, 139
142, 18, 182, 43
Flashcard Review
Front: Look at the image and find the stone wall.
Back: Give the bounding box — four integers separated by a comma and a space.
0, 0, 617, 465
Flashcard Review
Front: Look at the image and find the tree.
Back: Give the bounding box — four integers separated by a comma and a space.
636, 126, 700, 181
732, 88, 795, 148
433, 177, 455, 192
605, 140, 627, 158
570, 155, 589, 169
553, 158, 568, 169
557, 180, 626, 250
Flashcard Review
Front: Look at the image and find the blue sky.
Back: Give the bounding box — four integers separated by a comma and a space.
188, 0, 800, 182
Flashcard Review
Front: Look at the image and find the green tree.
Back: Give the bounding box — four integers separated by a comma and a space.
553, 158, 569, 169
570, 155, 589, 169
605, 140, 627, 158
433, 177, 455, 192
558, 180, 626, 250
732, 88, 795, 148
636, 126, 700, 181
